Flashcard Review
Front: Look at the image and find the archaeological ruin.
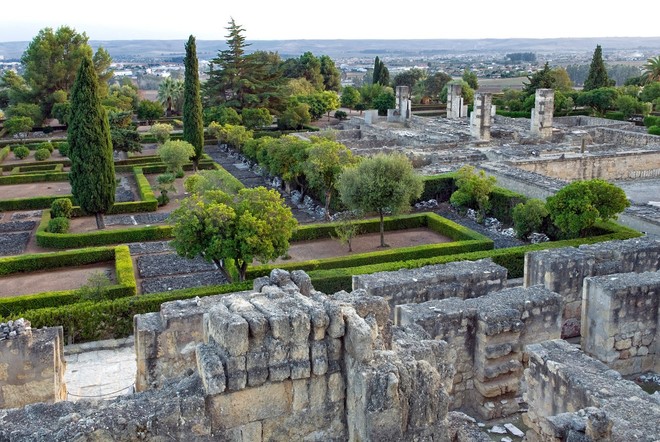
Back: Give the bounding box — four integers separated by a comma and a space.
1, 87, 660, 441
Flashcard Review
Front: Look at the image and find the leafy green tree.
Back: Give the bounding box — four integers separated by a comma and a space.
104, 83, 139, 111
450, 165, 496, 222
136, 100, 163, 122
576, 87, 619, 116
158, 77, 184, 115
584, 45, 612, 91
640, 82, 660, 104
169, 187, 297, 281
68, 54, 116, 230
522, 62, 556, 97
242, 108, 272, 129
512, 199, 549, 239
616, 95, 646, 118
281, 78, 317, 97
425, 72, 452, 100
320, 55, 341, 92
203, 105, 242, 126
6, 103, 43, 124
93, 47, 113, 98
393, 68, 426, 93
372, 56, 382, 85
297, 52, 324, 90
278, 103, 311, 129
462, 69, 478, 90
359, 83, 387, 108
209, 123, 253, 150
4, 116, 34, 138
183, 35, 205, 171
150, 123, 173, 144
305, 140, 357, 219
338, 153, 423, 247
643, 56, 660, 84
340, 86, 361, 110
550, 68, 573, 92
373, 91, 395, 116
158, 140, 195, 177
0, 70, 31, 108
546, 179, 629, 238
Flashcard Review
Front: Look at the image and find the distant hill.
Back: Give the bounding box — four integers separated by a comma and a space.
1, 37, 660, 61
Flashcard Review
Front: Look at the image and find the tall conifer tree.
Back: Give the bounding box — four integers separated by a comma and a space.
584, 45, 610, 91
183, 35, 204, 170
68, 54, 115, 229
373, 56, 382, 85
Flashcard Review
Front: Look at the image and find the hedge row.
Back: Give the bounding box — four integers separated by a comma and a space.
6, 281, 252, 343
419, 173, 456, 202
1, 158, 70, 172
247, 213, 493, 278
11, 163, 63, 174
0, 171, 69, 185
133, 167, 157, 207
36, 210, 172, 248
0, 245, 137, 318
0, 146, 9, 163
306, 221, 642, 293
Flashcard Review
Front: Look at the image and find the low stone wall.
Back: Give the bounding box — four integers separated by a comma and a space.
523, 339, 660, 441
510, 150, 660, 181
524, 236, 660, 337
0, 326, 66, 409
554, 116, 633, 128
480, 162, 566, 200
593, 127, 660, 148
352, 259, 507, 314
395, 285, 561, 419
582, 271, 659, 375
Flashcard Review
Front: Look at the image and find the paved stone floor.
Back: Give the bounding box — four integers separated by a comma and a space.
64, 339, 136, 402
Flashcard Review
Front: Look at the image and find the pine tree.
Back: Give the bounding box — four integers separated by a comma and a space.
68, 54, 116, 229
584, 45, 610, 91
183, 35, 204, 171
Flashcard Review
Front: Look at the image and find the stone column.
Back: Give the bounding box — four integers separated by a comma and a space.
396, 85, 410, 120
530, 88, 554, 138
470, 92, 493, 141
447, 83, 464, 119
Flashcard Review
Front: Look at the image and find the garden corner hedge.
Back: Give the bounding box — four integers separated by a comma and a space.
0, 245, 137, 317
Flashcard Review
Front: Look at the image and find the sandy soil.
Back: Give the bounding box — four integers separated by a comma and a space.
0, 262, 116, 298
269, 227, 452, 264
1, 181, 71, 199
2, 149, 68, 167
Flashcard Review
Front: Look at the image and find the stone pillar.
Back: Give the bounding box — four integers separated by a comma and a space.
396, 85, 410, 121
447, 83, 464, 119
530, 88, 554, 138
470, 92, 493, 141
364, 109, 378, 124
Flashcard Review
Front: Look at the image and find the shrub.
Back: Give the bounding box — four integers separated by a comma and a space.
13, 145, 30, 160
5, 116, 34, 137
183, 167, 245, 195
38, 141, 55, 153
334, 110, 348, 120
51, 198, 73, 219
158, 140, 195, 176
643, 115, 660, 128
450, 165, 496, 221
649, 126, 660, 136
56, 142, 69, 157
136, 100, 164, 122
242, 108, 272, 130
47, 217, 70, 233
512, 199, 549, 239
0, 146, 10, 163
34, 148, 51, 161
149, 123, 173, 144
76, 271, 113, 301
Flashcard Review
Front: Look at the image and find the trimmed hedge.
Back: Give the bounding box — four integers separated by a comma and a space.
0, 171, 68, 185
10, 163, 62, 174
1, 158, 70, 172
36, 209, 172, 248
419, 173, 456, 202
0, 146, 9, 163
305, 220, 641, 293
0, 246, 114, 275
5, 281, 252, 343
490, 187, 528, 225
133, 167, 158, 207
0, 245, 137, 318
0, 194, 72, 211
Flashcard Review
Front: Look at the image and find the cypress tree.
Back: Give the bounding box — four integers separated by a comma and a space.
183, 35, 204, 170
584, 45, 610, 91
373, 56, 381, 85
68, 54, 115, 229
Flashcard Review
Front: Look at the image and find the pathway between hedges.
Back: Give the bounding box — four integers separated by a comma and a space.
204, 145, 318, 225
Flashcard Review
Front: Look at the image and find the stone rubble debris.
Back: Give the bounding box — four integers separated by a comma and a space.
0, 318, 31, 340
504, 422, 525, 437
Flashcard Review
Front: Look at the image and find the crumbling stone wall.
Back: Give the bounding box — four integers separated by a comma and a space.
524, 236, 660, 337
530, 89, 554, 139
511, 150, 660, 181
523, 339, 660, 442
353, 259, 507, 314
592, 127, 660, 148
582, 271, 659, 375
395, 285, 561, 420
0, 325, 66, 409
554, 116, 634, 129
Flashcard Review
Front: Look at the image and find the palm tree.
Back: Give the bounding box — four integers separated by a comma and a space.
643, 56, 660, 84
157, 77, 184, 116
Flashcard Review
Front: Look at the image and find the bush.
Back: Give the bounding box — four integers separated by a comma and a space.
149, 123, 173, 144
50, 198, 73, 219
56, 142, 69, 157
158, 140, 195, 175
334, 110, 348, 120
136, 100, 164, 122
512, 199, 549, 239
38, 141, 54, 153
242, 108, 271, 130
46, 217, 70, 233
34, 148, 51, 161
649, 126, 660, 136
450, 165, 496, 221
13, 145, 30, 160
76, 271, 113, 301
183, 166, 244, 195
643, 115, 660, 128
0, 146, 10, 163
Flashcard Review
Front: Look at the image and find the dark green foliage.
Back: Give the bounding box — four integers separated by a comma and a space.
34, 148, 51, 161
372, 56, 391, 86
242, 108, 271, 129
649, 126, 660, 135
576, 87, 619, 116
546, 179, 630, 238
68, 54, 116, 223
5, 116, 34, 137
512, 199, 549, 239
639, 82, 660, 103
373, 92, 395, 116
419, 173, 456, 201
0, 146, 10, 162
136, 100, 164, 122
51, 198, 73, 218
183, 35, 205, 170
76, 271, 112, 301
278, 103, 311, 129
13, 145, 30, 159
522, 62, 555, 97
38, 141, 54, 153
462, 69, 478, 90
340, 86, 361, 109
450, 166, 497, 221
56, 142, 69, 157
47, 217, 69, 233
110, 127, 142, 153
319, 55, 341, 92
203, 105, 242, 126
489, 187, 528, 225
644, 115, 660, 127
6, 103, 43, 123
584, 45, 611, 91
52, 102, 71, 125
334, 110, 347, 120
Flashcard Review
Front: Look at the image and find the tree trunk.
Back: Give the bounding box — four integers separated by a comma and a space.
95, 212, 106, 230
379, 209, 387, 248
192, 157, 199, 173
325, 190, 332, 220
214, 258, 233, 283
235, 259, 248, 282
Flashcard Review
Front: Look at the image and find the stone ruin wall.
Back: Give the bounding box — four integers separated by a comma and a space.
523, 339, 660, 442
395, 285, 561, 420
582, 271, 659, 375
510, 150, 660, 181
0, 325, 66, 409
592, 127, 660, 148
352, 259, 508, 313
524, 236, 660, 337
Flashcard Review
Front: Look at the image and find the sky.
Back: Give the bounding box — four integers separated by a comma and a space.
2, 0, 659, 42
